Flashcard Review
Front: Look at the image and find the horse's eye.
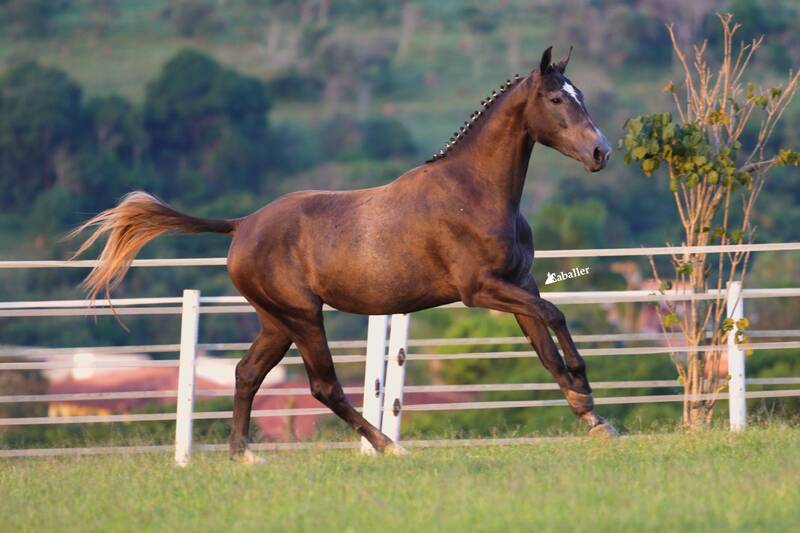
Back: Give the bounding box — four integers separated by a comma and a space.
550, 97, 563, 104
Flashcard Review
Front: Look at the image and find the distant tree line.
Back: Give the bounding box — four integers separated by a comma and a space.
0, 49, 417, 231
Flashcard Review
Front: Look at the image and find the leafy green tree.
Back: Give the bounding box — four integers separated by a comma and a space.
0, 62, 88, 208
142, 50, 273, 201
87, 96, 142, 166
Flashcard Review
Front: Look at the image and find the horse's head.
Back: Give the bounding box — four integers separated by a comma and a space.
525, 46, 611, 172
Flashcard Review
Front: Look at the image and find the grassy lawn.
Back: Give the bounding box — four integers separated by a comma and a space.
1, 426, 799, 532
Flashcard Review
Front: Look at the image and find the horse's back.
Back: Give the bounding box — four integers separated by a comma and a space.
227, 174, 460, 313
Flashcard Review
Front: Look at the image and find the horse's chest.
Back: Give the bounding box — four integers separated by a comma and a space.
472, 229, 532, 279
498, 240, 533, 279
492, 218, 534, 278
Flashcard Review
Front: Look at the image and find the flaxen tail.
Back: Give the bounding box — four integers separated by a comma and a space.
69, 191, 234, 302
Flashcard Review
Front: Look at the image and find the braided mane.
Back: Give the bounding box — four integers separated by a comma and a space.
426, 74, 523, 163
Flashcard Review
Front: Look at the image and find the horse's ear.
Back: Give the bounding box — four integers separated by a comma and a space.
554, 45, 573, 74
539, 46, 553, 74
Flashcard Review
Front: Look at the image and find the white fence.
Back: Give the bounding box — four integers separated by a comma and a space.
2, 243, 800, 462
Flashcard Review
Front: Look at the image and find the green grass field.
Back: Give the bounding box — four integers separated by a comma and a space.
2, 426, 799, 532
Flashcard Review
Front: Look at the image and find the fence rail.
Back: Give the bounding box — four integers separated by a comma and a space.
1, 242, 799, 462
3, 377, 800, 405
3, 242, 799, 269
5, 330, 800, 359
4, 288, 800, 318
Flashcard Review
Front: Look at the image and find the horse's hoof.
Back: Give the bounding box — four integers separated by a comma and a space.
231, 449, 265, 465
383, 443, 409, 456
588, 421, 620, 439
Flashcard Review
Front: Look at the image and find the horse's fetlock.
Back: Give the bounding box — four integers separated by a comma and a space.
569, 360, 587, 377
565, 388, 595, 417
228, 436, 248, 455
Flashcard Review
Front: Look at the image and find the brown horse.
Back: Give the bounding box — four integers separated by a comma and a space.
72, 47, 618, 462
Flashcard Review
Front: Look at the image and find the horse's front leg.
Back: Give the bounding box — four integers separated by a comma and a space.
460, 272, 619, 436
516, 276, 592, 393
514, 314, 616, 436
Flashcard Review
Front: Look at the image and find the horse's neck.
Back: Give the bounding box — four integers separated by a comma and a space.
448, 80, 535, 209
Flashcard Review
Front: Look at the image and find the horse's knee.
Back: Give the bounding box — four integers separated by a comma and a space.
309, 385, 327, 404
545, 306, 566, 329
309, 379, 344, 406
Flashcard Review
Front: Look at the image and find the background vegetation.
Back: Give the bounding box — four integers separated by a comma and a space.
1, 0, 799, 445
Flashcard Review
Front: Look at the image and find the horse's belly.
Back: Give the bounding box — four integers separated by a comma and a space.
323, 290, 459, 315
313, 260, 459, 315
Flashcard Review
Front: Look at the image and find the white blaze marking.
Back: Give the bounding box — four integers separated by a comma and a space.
562, 82, 579, 102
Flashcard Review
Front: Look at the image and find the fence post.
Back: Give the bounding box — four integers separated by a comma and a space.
381, 314, 410, 442
726, 281, 746, 432
361, 315, 389, 454
174, 289, 200, 466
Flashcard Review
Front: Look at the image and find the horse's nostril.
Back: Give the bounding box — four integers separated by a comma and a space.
593, 147, 604, 163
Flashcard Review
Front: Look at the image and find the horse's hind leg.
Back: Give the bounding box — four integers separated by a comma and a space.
289, 313, 403, 455
229, 317, 292, 462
